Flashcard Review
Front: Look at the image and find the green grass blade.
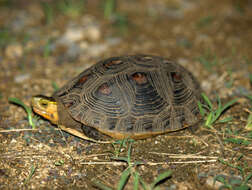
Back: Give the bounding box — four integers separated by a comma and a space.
233, 185, 250, 190
104, 0, 116, 19
93, 180, 113, 190
205, 111, 213, 127
133, 172, 139, 190
52, 81, 59, 91
245, 113, 252, 130
218, 116, 233, 123
8, 97, 36, 129
139, 178, 149, 190
219, 99, 238, 115
117, 167, 131, 190
214, 98, 237, 124
224, 138, 251, 145
127, 141, 133, 164
24, 164, 37, 184
197, 101, 205, 116
244, 172, 252, 185
213, 174, 226, 185
150, 170, 172, 188
201, 93, 213, 110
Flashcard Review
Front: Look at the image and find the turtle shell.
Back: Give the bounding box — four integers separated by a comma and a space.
53, 55, 202, 139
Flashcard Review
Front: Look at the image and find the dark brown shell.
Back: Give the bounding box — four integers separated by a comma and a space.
53, 55, 202, 139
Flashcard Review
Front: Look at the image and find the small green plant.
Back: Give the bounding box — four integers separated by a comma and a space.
52, 81, 60, 92
103, 0, 128, 34
214, 158, 252, 190
58, 0, 85, 18
111, 139, 127, 157
24, 164, 37, 185
198, 93, 237, 128
244, 90, 252, 131
41, 2, 54, 25
54, 160, 64, 166
224, 138, 251, 146
245, 113, 252, 131
197, 15, 214, 28
104, 0, 117, 19
94, 139, 172, 190
8, 97, 36, 129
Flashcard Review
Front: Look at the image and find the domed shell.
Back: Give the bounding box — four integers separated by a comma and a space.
53, 55, 202, 139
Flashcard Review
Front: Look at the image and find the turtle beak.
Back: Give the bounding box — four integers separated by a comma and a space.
31, 95, 58, 124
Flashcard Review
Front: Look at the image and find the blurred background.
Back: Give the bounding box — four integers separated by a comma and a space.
0, 0, 252, 189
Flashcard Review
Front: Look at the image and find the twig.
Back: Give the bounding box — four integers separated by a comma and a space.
0, 128, 60, 133
149, 152, 218, 159
81, 160, 218, 165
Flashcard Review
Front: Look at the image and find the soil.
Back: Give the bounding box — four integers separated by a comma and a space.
0, 0, 251, 189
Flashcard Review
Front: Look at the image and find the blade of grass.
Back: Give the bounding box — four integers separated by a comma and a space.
245, 113, 252, 130
8, 97, 36, 129
244, 172, 252, 185
52, 81, 59, 91
215, 99, 238, 119
150, 170, 172, 189
201, 93, 213, 110
117, 167, 131, 190
218, 116, 233, 123
198, 101, 205, 116
93, 180, 113, 190
24, 164, 37, 184
133, 172, 139, 190
205, 111, 213, 127
139, 178, 149, 190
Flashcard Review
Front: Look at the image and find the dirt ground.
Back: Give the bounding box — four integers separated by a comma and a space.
0, 0, 252, 189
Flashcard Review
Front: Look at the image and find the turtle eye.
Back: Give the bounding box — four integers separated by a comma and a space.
39, 100, 48, 108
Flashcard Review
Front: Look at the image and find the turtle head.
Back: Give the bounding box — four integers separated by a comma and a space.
32, 95, 59, 124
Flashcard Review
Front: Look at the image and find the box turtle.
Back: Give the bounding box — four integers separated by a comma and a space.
32, 55, 202, 142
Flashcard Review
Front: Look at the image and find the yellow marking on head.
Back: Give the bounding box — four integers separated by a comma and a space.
31, 96, 58, 124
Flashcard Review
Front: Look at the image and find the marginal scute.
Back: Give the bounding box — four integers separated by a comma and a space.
53, 55, 203, 139
75, 74, 90, 87
104, 59, 123, 68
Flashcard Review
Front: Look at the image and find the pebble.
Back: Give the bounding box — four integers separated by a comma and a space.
5, 43, 23, 59
10, 138, 17, 144
14, 73, 30, 83
83, 24, 101, 41
57, 22, 101, 45
61, 27, 85, 43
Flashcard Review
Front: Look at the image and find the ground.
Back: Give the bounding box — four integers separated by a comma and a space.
0, 0, 252, 189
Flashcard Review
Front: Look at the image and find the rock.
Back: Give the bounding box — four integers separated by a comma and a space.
5, 43, 23, 59
83, 24, 101, 42
14, 73, 30, 83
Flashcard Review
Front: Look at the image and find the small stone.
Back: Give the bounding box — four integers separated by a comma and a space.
86, 43, 108, 57
206, 176, 223, 190
14, 73, 30, 83
5, 43, 23, 59
10, 138, 17, 144
63, 27, 84, 43
84, 25, 101, 41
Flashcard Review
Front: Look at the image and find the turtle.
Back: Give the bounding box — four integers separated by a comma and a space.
32, 55, 203, 142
